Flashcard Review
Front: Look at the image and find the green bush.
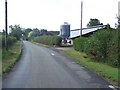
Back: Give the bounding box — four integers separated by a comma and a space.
0, 35, 17, 48
73, 29, 119, 66
32, 35, 62, 46
73, 37, 88, 52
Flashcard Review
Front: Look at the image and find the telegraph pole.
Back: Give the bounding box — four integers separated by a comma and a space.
118, 1, 120, 28
5, 0, 8, 50
80, 1, 83, 37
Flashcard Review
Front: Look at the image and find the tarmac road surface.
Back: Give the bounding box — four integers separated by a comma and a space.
3, 41, 114, 89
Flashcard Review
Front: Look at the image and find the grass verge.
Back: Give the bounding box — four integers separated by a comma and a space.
31, 41, 51, 47
64, 50, 119, 86
2, 41, 22, 77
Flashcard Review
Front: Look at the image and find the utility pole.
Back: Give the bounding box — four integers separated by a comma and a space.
5, 0, 8, 50
118, 1, 120, 28
80, 0, 83, 37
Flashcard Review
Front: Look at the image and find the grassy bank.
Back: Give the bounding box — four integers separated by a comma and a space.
2, 41, 22, 77
64, 50, 119, 86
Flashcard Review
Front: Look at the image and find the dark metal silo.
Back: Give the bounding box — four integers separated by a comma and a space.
60, 22, 70, 39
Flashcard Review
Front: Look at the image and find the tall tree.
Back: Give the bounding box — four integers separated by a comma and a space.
23, 28, 33, 38
28, 28, 40, 38
32, 28, 41, 36
87, 18, 103, 27
9, 25, 22, 40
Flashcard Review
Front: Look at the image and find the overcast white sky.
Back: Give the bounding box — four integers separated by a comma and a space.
0, 0, 119, 31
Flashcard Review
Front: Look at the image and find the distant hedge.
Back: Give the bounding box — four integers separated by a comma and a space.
73, 29, 119, 67
0, 35, 17, 48
32, 35, 62, 46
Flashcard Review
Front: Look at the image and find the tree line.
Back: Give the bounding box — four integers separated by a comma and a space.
1, 24, 60, 49
1, 17, 119, 49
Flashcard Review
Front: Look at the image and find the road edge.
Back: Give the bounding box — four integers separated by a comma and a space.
2, 40, 23, 79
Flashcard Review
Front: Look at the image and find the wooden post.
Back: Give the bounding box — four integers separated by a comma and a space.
80, 1, 83, 37
5, 0, 8, 50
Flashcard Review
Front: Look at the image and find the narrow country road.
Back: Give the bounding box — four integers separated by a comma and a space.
3, 41, 112, 88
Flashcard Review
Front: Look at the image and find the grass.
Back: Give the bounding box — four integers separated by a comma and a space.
64, 50, 119, 86
2, 41, 22, 77
31, 41, 51, 47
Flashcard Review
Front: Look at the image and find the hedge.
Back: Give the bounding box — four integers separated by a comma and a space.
73, 29, 119, 67
0, 35, 17, 48
32, 35, 62, 46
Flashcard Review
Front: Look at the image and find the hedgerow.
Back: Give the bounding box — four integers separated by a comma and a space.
32, 35, 62, 46
0, 35, 17, 48
73, 29, 119, 67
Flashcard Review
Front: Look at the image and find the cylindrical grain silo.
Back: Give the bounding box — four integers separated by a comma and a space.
60, 22, 70, 38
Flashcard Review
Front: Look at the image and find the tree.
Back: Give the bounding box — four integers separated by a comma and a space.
28, 28, 40, 38
32, 28, 41, 36
87, 18, 103, 27
9, 25, 22, 40
2, 29, 6, 35
23, 28, 33, 39
28, 31, 33, 38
